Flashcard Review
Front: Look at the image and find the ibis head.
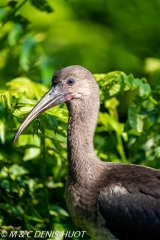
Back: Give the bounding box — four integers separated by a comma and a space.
13, 65, 96, 143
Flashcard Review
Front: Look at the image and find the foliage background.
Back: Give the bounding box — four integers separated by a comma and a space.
0, 0, 160, 239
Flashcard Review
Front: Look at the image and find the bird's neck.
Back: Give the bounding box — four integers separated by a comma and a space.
67, 96, 100, 183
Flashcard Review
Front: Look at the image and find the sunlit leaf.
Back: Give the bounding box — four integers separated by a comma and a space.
94, 72, 151, 101
98, 112, 124, 135
0, 90, 11, 108
94, 71, 125, 100
50, 205, 69, 217
0, 120, 5, 144
13, 106, 33, 117
139, 83, 151, 97
6, 78, 48, 99
24, 214, 44, 223
47, 107, 68, 123
23, 147, 40, 161
15, 98, 37, 106
8, 164, 29, 176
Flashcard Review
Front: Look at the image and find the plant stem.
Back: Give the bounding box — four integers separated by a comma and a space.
109, 105, 127, 163
116, 132, 127, 163
40, 127, 50, 220
15, 0, 28, 12
149, 96, 158, 105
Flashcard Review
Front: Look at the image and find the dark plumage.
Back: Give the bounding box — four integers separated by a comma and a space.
14, 65, 160, 240
98, 164, 160, 240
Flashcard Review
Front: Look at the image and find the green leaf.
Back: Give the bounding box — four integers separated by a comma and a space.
128, 105, 143, 133
19, 35, 37, 71
94, 71, 125, 100
47, 114, 58, 131
8, 23, 22, 46
2, 10, 29, 27
0, 90, 12, 108
15, 98, 37, 107
47, 107, 68, 123
6, 77, 48, 99
8, 164, 29, 176
0, 120, 5, 144
13, 106, 33, 117
49, 205, 69, 217
35, 114, 57, 132
139, 83, 151, 97
23, 147, 40, 161
24, 214, 44, 223
7, 0, 18, 8
94, 72, 151, 101
0, 203, 22, 217
30, 0, 54, 13
98, 112, 124, 135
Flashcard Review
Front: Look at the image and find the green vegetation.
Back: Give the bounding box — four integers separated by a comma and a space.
0, 0, 160, 239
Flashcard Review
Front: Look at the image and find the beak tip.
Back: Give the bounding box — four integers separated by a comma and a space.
13, 131, 21, 144
13, 135, 18, 144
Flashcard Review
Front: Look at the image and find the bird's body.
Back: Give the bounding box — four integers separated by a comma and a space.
65, 162, 160, 240
14, 65, 160, 240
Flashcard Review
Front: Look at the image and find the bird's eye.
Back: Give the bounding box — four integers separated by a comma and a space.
67, 78, 75, 86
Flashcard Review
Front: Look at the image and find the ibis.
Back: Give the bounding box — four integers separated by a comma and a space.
14, 65, 160, 240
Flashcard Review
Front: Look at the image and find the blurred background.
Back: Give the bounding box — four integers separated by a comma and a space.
1, 0, 160, 239
1, 0, 160, 88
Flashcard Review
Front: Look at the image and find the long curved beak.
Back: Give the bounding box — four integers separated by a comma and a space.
14, 84, 74, 143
